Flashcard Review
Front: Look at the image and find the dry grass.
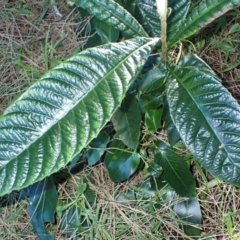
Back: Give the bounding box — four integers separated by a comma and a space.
1, 1, 240, 239
52, 164, 198, 240
0, 0, 86, 114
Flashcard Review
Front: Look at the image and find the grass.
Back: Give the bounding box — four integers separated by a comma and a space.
0, 1, 240, 239
55, 165, 188, 239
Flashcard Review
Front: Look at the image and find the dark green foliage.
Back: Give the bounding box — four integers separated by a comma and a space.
112, 94, 141, 149
28, 177, 58, 240
154, 141, 196, 197
105, 139, 140, 182
0, 0, 240, 238
87, 131, 110, 166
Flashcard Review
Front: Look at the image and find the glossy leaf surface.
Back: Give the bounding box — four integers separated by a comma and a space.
75, 0, 148, 37
168, 0, 240, 47
140, 68, 165, 93
167, 66, 240, 186
178, 54, 219, 79
28, 177, 57, 240
122, 0, 144, 34
105, 140, 140, 182
136, 0, 190, 38
0, 37, 159, 196
145, 109, 162, 132
136, 0, 161, 37
112, 94, 141, 149
154, 141, 196, 197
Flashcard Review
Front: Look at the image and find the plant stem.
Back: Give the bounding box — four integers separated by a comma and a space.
160, 0, 168, 61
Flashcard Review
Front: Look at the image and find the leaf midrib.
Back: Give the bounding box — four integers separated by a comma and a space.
163, 153, 190, 195
2, 38, 156, 166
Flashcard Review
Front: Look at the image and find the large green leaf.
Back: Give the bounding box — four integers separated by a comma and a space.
136, 0, 161, 37
136, 0, 190, 38
167, 0, 191, 39
168, 0, 240, 47
178, 53, 219, 80
0, 37, 159, 196
154, 141, 196, 197
75, 0, 148, 37
112, 94, 141, 149
105, 139, 140, 182
166, 66, 240, 186
28, 177, 57, 240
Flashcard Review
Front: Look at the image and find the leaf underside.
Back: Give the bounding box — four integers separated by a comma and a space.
167, 66, 240, 186
0, 37, 159, 196
167, 0, 191, 39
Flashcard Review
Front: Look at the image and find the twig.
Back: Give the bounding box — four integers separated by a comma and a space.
50, 0, 63, 20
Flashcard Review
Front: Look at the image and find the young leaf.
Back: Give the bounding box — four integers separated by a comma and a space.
145, 109, 162, 132
112, 94, 141, 149
154, 141, 196, 197
87, 131, 110, 166
105, 139, 140, 182
28, 177, 57, 240
0, 37, 159, 197
167, 66, 240, 186
168, 0, 240, 47
167, 0, 191, 39
75, 0, 148, 37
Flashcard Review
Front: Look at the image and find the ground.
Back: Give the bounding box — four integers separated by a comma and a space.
0, 0, 240, 239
